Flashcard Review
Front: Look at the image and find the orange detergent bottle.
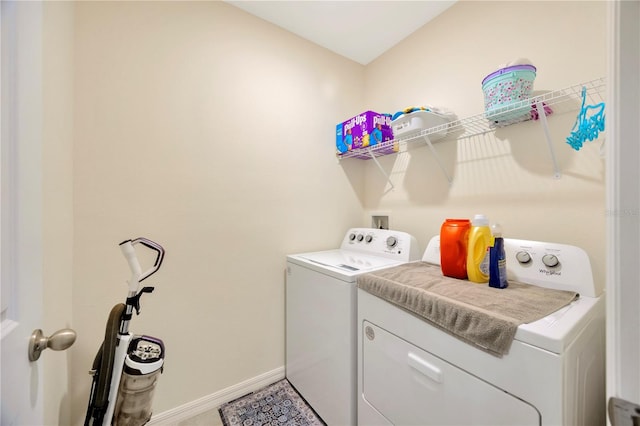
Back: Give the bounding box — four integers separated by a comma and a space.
466, 214, 491, 283
439, 219, 471, 279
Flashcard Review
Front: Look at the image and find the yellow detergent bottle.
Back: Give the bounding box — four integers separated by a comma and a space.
467, 214, 491, 283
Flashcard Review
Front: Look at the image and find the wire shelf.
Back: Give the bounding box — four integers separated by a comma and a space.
337, 77, 606, 161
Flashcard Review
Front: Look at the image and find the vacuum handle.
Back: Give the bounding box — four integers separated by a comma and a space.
119, 238, 165, 292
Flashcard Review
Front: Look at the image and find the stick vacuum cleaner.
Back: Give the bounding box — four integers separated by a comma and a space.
85, 237, 166, 426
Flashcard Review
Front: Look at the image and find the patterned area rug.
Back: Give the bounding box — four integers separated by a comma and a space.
218, 379, 325, 426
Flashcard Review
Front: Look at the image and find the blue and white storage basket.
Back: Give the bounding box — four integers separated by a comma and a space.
482, 64, 536, 122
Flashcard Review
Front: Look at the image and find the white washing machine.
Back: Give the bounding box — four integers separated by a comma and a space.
286, 228, 420, 426
358, 236, 606, 426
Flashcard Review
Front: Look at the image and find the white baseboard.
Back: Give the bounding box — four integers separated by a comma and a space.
148, 366, 285, 425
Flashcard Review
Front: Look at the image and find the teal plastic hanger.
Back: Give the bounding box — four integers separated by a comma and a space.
566, 86, 605, 151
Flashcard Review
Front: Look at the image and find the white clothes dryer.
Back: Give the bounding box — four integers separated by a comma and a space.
358, 236, 605, 426
286, 228, 420, 426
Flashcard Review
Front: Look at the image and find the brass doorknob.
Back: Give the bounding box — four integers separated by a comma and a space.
28, 328, 76, 362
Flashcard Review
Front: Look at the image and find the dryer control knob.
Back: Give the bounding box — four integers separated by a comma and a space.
365, 235, 373, 243
349, 233, 356, 241
357, 234, 364, 242
542, 254, 560, 267
516, 251, 531, 264
386, 236, 397, 248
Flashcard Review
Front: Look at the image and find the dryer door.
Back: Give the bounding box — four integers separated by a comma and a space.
362, 321, 540, 426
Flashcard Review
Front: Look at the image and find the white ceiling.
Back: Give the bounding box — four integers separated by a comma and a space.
225, 1, 457, 65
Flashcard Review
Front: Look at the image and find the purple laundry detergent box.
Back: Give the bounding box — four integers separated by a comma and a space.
336, 111, 395, 157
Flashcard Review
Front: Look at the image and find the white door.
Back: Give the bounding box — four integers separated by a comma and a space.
1, 1, 45, 424
606, 0, 640, 420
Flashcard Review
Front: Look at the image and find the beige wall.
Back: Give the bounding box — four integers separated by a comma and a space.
361, 1, 607, 289
69, 1, 364, 422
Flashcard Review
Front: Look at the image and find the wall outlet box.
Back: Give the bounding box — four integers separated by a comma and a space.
372, 215, 389, 230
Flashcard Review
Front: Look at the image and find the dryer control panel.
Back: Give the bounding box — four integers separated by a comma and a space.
341, 228, 421, 262
423, 236, 600, 297
503, 238, 598, 297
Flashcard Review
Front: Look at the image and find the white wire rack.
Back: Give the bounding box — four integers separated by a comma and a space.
337, 77, 607, 181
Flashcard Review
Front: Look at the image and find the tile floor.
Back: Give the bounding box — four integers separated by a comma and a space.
176, 408, 223, 426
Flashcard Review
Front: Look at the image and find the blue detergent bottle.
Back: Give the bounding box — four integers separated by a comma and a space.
489, 223, 509, 289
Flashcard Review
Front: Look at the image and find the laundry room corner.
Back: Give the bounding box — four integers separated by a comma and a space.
360, 0, 607, 288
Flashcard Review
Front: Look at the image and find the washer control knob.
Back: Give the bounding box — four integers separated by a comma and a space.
365, 235, 373, 243
349, 233, 356, 241
386, 236, 398, 248
542, 254, 559, 268
516, 251, 531, 264
357, 234, 364, 242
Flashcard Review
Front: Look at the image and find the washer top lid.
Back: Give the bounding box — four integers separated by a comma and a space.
292, 249, 406, 277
